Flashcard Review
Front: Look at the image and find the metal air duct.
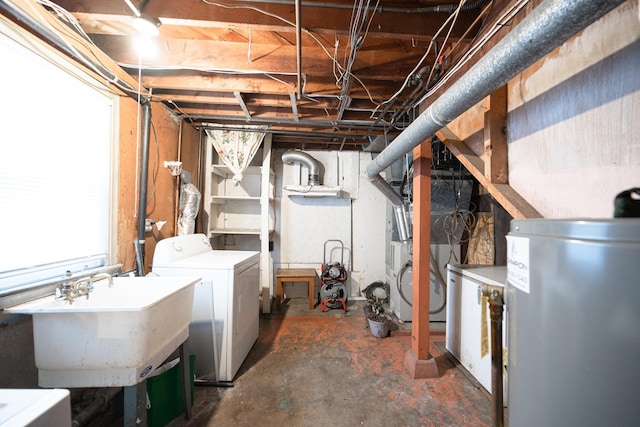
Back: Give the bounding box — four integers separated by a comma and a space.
282, 150, 320, 185
364, 0, 626, 241
282, 150, 343, 197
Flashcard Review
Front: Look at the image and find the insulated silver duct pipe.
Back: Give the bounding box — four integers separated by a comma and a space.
282, 150, 321, 185
365, 0, 626, 237
369, 174, 412, 241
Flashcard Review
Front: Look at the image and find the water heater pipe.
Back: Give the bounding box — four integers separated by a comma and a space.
281, 150, 321, 186
364, 0, 625, 236
484, 284, 505, 427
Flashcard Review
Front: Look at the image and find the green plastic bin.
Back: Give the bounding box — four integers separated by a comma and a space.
146, 354, 195, 427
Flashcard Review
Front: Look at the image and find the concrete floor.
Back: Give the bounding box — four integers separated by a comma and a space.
163, 298, 494, 427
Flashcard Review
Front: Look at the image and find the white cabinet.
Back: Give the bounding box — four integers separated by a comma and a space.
446, 265, 507, 395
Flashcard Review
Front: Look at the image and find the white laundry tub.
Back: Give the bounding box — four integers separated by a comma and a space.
0, 389, 71, 427
5, 276, 199, 388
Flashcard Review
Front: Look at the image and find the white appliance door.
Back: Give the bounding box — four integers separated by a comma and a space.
446, 267, 506, 394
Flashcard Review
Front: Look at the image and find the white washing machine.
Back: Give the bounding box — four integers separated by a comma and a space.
152, 234, 259, 382
388, 241, 456, 322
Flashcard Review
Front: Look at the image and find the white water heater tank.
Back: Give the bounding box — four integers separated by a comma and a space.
506, 219, 640, 426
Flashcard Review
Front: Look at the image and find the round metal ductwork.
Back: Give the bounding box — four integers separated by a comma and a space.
281, 150, 320, 186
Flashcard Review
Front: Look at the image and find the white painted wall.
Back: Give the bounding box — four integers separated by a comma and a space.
272, 149, 387, 297
351, 153, 388, 293
508, 1, 640, 218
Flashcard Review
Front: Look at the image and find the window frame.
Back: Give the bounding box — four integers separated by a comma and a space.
0, 20, 120, 309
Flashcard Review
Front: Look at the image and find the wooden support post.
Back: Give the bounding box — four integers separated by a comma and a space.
483, 86, 508, 184
404, 139, 439, 379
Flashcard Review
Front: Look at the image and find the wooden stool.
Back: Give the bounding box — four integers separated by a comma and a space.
275, 268, 317, 310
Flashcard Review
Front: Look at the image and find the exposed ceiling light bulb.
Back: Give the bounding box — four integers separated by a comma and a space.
124, 0, 161, 37
132, 13, 161, 37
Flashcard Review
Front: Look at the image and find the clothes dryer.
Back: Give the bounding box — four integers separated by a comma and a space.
152, 234, 259, 382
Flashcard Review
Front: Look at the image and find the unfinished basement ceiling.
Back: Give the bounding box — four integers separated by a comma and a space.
35, 0, 513, 150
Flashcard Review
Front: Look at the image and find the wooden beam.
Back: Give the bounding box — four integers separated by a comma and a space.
139, 73, 394, 100
483, 86, 508, 183
436, 127, 543, 219
234, 91, 252, 120
152, 90, 338, 110
193, 117, 379, 137
405, 139, 439, 379
90, 34, 430, 81
173, 100, 377, 120
56, 0, 480, 40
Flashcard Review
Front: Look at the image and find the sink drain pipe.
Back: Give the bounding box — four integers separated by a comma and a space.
72, 387, 122, 427
194, 378, 235, 388
364, 0, 626, 226
135, 100, 152, 276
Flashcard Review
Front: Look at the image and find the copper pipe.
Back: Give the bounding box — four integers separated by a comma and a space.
485, 286, 505, 427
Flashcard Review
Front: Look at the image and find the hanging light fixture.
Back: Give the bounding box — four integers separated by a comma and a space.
123, 0, 161, 37
132, 13, 161, 37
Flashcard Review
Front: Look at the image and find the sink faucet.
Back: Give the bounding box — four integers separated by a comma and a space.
73, 278, 92, 299
56, 271, 76, 303
88, 272, 114, 288
73, 273, 114, 294
56, 272, 113, 303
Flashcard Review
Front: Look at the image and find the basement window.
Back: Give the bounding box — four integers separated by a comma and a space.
0, 26, 116, 307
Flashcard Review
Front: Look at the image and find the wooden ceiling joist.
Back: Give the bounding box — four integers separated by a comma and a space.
31, 0, 490, 149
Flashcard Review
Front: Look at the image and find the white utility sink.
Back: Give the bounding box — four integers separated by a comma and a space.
5, 276, 199, 388
0, 389, 71, 427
